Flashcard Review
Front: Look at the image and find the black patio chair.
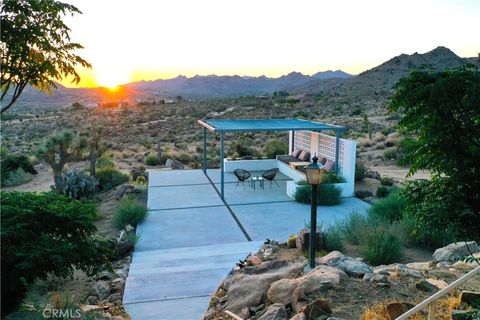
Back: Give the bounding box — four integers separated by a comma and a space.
234, 169, 251, 189
262, 168, 280, 188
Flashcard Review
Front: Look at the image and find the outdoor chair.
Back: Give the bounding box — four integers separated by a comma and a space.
234, 169, 251, 189
262, 168, 280, 188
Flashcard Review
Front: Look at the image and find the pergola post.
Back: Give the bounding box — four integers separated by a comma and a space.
220, 131, 225, 200
335, 130, 340, 174
203, 127, 207, 173
289, 130, 295, 154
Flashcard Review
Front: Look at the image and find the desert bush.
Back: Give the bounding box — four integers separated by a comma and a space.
176, 152, 192, 163
368, 191, 406, 222
360, 228, 403, 265
63, 169, 98, 200
355, 161, 367, 181
376, 186, 389, 198
1, 191, 114, 314
294, 181, 342, 206
96, 167, 129, 191
145, 154, 160, 166
114, 197, 148, 230
383, 148, 397, 160
265, 140, 288, 159
380, 176, 394, 186
337, 211, 369, 245
1, 154, 37, 186
323, 226, 344, 252
322, 172, 346, 184
96, 155, 115, 170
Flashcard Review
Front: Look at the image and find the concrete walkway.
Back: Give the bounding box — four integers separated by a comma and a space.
123, 170, 262, 320
124, 169, 370, 319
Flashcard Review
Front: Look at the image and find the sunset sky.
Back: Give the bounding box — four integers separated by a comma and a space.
62, 0, 479, 88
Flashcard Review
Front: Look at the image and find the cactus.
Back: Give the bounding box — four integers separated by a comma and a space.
63, 169, 98, 200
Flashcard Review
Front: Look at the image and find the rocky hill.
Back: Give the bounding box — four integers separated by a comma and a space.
7, 46, 478, 110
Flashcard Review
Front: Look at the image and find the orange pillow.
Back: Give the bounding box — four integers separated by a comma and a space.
291, 149, 302, 158
324, 159, 335, 171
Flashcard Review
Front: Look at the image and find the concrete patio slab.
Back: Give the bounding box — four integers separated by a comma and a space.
134, 206, 248, 252
147, 184, 223, 210
231, 197, 371, 242
148, 169, 210, 187
124, 296, 211, 320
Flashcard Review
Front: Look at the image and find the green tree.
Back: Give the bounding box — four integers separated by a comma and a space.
37, 129, 86, 192
1, 191, 114, 315
0, 0, 90, 113
390, 66, 480, 240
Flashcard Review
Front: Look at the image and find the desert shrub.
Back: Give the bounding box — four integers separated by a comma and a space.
323, 226, 344, 252
322, 172, 346, 184
265, 140, 288, 159
1, 191, 114, 314
145, 154, 160, 166
368, 191, 406, 222
96, 155, 115, 170
176, 152, 192, 163
96, 167, 129, 191
383, 148, 397, 160
114, 197, 148, 230
2, 168, 33, 187
376, 186, 389, 198
294, 181, 342, 206
337, 211, 369, 245
1, 154, 37, 186
360, 228, 403, 265
355, 161, 367, 181
380, 176, 394, 186
63, 169, 98, 200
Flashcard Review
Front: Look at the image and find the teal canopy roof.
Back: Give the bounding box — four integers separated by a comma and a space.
198, 119, 346, 132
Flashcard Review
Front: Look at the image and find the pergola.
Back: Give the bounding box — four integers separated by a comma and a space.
197, 119, 347, 200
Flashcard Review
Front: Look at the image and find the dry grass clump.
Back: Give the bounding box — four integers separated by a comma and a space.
362, 294, 462, 320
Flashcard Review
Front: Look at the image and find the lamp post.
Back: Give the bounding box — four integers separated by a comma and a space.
304, 154, 325, 270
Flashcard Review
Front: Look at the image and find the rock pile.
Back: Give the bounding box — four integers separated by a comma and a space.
204, 239, 480, 320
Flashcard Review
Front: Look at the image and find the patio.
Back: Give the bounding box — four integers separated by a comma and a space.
123, 169, 370, 319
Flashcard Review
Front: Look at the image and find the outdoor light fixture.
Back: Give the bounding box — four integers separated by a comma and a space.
305, 154, 325, 270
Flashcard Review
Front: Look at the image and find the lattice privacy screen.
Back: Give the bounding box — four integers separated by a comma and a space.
294, 130, 345, 175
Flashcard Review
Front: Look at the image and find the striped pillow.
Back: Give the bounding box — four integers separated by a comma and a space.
298, 151, 310, 161
291, 149, 302, 158
324, 159, 335, 171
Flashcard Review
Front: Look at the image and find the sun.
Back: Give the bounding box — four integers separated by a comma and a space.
96, 69, 130, 89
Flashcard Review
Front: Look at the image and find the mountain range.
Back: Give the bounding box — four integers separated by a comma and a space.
9, 46, 479, 109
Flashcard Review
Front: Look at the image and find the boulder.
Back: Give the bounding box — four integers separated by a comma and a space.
373, 263, 406, 275
289, 313, 306, 320
317, 251, 371, 277
111, 278, 126, 293
257, 304, 288, 320
267, 278, 301, 305
90, 280, 111, 299
415, 279, 437, 292
426, 278, 448, 289
301, 299, 332, 319
226, 263, 304, 313
298, 265, 347, 294
432, 241, 479, 263
385, 302, 414, 319
247, 255, 263, 266
406, 262, 432, 270
460, 291, 480, 305
401, 268, 424, 279
296, 229, 323, 251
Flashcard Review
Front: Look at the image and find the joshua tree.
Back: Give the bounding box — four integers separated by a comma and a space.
83, 126, 108, 177
37, 129, 86, 193
363, 114, 372, 140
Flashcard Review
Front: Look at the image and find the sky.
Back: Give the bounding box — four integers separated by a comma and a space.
61, 0, 479, 88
